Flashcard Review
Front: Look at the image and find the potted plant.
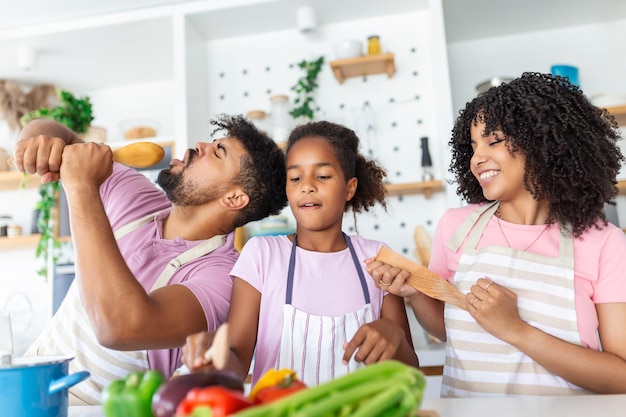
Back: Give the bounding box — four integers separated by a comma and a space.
20, 88, 94, 278
289, 56, 325, 120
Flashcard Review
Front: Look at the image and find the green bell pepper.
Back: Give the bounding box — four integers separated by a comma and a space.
102, 370, 165, 417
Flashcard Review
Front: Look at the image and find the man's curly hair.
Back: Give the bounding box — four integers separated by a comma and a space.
450, 72, 624, 237
285, 121, 388, 214
210, 114, 287, 228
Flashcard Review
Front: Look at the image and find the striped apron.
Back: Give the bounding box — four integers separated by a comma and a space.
25, 211, 226, 405
275, 234, 374, 386
441, 202, 589, 397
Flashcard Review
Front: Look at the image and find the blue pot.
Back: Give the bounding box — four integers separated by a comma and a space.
0, 355, 89, 417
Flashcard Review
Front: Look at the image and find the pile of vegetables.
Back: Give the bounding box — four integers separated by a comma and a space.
101, 360, 426, 417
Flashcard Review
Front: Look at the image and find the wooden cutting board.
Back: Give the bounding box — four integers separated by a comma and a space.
418, 410, 440, 417
375, 246, 468, 311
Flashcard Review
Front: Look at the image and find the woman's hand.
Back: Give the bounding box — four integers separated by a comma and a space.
467, 278, 528, 344
364, 258, 417, 299
342, 318, 405, 365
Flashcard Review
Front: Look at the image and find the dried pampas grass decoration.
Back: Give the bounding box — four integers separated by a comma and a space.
0, 81, 55, 131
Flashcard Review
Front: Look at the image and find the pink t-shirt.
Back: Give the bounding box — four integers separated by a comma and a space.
430, 204, 626, 349
99, 163, 238, 376
231, 234, 386, 384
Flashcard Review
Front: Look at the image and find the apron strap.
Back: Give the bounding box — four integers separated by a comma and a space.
286, 233, 370, 305
113, 211, 163, 240
112, 210, 227, 291
446, 202, 498, 253
151, 234, 226, 291
345, 234, 371, 304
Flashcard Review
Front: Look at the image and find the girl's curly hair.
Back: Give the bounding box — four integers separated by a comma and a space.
286, 121, 388, 214
211, 114, 287, 228
450, 72, 623, 237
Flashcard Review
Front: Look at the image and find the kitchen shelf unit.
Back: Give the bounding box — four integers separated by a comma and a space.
385, 180, 444, 199
0, 234, 41, 250
0, 170, 40, 191
329, 53, 396, 84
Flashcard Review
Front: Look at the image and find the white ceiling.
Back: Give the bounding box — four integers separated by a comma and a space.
0, 0, 624, 91
1, 0, 625, 41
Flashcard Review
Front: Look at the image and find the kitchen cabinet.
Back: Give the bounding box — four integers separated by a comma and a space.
0, 0, 455, 266
0, 0, 451, 184
329, 53, 396, 84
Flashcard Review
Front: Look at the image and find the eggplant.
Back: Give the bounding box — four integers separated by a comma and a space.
151, 369, 245, 417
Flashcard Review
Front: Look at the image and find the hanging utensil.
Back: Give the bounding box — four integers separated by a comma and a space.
0, 311, 13, 366
374, 246, 468, 311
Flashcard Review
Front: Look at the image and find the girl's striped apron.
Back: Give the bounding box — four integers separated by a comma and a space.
441, 202, 589, 397
275, 234, 374, 387
25, 211, 226, 405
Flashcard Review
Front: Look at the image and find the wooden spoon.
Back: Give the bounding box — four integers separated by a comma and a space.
112, 141, 165, 168
374, 246, 468, 311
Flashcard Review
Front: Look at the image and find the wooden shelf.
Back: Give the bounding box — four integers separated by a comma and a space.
385, 180, 444, 199
607, 105, 626, 126
329, 53, 396, 84
0, 234, 40, 250
0, 171, 40, 191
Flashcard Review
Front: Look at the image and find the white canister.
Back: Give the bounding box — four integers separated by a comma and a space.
270, 94, 292, 144
0, 148, 8, 171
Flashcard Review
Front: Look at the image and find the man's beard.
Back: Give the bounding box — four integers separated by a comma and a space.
157, 164, 224, 206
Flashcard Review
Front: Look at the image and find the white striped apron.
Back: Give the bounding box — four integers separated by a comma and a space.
25, 211, 226, 405
441, 202, 589, 397
275, 234, 374, 386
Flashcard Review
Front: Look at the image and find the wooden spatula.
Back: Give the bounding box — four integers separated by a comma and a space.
375, 246, 468, 311
112, 141, 165, 168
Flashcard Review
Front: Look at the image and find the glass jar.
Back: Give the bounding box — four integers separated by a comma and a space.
270, 94, 291, 144
0, 215, 11, 237
367, 35, 381, 55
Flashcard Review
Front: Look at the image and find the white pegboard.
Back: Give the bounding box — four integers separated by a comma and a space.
204, 10, 451, 261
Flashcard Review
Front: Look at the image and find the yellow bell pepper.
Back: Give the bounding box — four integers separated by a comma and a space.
248, 369, 296, 401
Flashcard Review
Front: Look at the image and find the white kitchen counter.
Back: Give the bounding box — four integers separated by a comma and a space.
69, 394, 626, 416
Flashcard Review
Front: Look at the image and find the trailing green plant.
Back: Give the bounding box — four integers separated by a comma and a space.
21, 88, 94, 278
289, 56, 324, 120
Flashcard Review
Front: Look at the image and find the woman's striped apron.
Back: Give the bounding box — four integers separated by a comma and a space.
441, 202, 589, 397
25, 211, 226, 405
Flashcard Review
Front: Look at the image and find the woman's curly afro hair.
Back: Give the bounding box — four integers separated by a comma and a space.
210, 114, 287, 228
286, 120, 388, 214
450, 72, 624, 237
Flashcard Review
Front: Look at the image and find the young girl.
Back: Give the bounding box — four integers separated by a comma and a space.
366, 72, 626, 396
183, 121, 419, 386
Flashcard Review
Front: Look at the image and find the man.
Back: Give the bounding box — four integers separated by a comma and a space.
14, 114, 287, 404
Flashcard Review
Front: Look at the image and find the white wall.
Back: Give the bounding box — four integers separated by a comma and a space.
447, 18, 626, 115
204, 10, 451, 258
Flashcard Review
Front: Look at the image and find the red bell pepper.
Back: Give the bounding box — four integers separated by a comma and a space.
253, 373, 307, 405
175, 386, 253, 417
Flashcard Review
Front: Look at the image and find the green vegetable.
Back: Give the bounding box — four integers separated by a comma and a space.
102, 370, 166, 417
231, 360, 426, 417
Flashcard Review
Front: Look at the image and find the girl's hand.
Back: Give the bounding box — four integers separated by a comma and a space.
364, 258, 417, 299
342, 318, 404, 365
467, 278, 527, 343
182, 330, 215, 372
